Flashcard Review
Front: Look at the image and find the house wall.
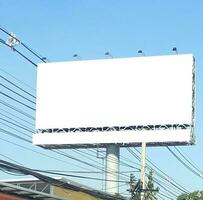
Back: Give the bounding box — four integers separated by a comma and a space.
52, 186, 100, 200
0, 193, 24, 200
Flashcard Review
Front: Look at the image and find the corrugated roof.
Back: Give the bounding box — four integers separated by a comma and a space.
0, 182, 68, 200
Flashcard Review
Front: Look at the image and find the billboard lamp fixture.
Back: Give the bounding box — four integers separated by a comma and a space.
73, 54, 81, 60
172, 47, 178, 54
105, 52, 113, 58
42, 57, 47, 62
138, 50, 145, 56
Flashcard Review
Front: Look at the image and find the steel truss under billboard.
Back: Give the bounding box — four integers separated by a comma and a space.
33, 54, 195, 148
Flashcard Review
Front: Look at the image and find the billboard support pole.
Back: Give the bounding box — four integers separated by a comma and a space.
105, 144, 120, 194
140, 142, 146, 200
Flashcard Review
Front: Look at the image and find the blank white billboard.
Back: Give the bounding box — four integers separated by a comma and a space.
33, 54, 195, 148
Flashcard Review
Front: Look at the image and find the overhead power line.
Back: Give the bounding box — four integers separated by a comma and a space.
153, 177, 178, 199
0, 112, 34, 131
0, 117, 33, 133
127, 147, 189, 196
0, 96, 129, 183
74, 149, 140, 171
174, 146, 203, 175
0, 26, 47, 63
133, 147, 189, 194
0, 109, 129, 183
0, 121, 31, 139
0, 128, 31, 143
167, 146, 203, 179
0, 38, 38, 67
0, 107, 34, 126
0, 67, 36, 91
0, 159, 127, 200
0, 137, 96, 171
0, 91, 36, 111
0, 74, 36, 99
34, 168, 127, 183
0, 83, 36, 104
158, 192, 175, 200
0, 99, 35, 120
0, 72, 134, 186
52, 150, 129, 182
0, 153, 23, 166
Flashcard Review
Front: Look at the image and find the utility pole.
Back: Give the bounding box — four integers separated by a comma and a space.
140, 142, 146, 200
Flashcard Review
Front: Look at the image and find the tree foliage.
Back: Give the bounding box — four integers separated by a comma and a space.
128, 171, 158, 200
144, 171, 158, 200
177, 191, 203, 200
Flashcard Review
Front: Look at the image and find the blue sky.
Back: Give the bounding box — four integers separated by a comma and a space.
0, 0, 203, 198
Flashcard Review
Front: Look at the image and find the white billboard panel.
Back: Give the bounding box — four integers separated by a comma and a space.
34, 54, 195, 148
